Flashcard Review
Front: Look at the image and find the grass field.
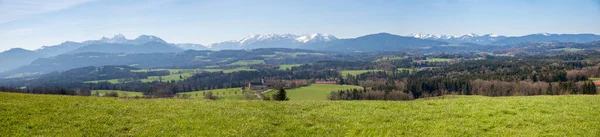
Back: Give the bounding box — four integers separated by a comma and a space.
92, 90, 143, 97
589, 78, 600, 81
340, 70, 383, 77
552, 48, 583, 52
374, 56, 408, 62
2, 92, 600, 136
228, 60, 265, 66
397, 68, 420, 73
279, 64, 303, 70
177, 88, 247, 100
222, 67, 256, 73
266, 84, 363, 100
84, 68, 255, 84
424, 58, 455, 62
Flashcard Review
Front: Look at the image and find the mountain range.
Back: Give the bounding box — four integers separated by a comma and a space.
208, 33, 338, 50
407, 33, 600, 45
1, 32, 600, 74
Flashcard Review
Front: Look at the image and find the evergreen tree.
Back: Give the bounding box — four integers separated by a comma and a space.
272, 88, 290, 101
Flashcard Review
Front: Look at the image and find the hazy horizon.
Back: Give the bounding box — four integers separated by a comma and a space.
1, 0, 599, 51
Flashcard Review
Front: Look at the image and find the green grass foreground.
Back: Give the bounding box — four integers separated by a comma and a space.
2, 92, 600, 136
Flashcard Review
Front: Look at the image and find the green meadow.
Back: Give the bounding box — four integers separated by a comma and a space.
424, 58, 455, 62
374, 56, 408, 62
84, 67, 256, 84
228, 60, 265, 66
340, 70, 383, 77
92, 90, 144, 97
2, 92, 600, 136
177, 88, 248, 100
279, 64, 303, 70
266, 84, 363, 100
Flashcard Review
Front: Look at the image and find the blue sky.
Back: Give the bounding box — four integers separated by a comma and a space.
1, 0, 599, 51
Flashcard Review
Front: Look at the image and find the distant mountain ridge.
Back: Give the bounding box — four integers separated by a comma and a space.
320, 33, 448, 52
0, 48, 44, 72
2, 32, 600, 74
208, 33, 338, 50
0, 34, 185, 73
35, 34, 171, 57
408, 33, 600, 45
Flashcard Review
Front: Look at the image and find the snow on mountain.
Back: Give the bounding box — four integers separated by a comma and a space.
209, 33, 338, 50
408, 33, 507, 44
486, 34, 500, 37
175, 43, 209, 50
409, 33, 439, 39
439, 35, 455, 39
98, 34, 128, 43
296, 33, 338, 43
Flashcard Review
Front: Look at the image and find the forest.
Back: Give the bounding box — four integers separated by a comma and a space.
2, 49, 599, 100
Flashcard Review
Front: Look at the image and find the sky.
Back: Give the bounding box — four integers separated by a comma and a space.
0, 0, 599, 51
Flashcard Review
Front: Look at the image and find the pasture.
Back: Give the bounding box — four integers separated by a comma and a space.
228, 60, 265, 66
279, 64, 303, 70
424, 58, 455, 62
267, 84, 363, 100
84, 67, 256, 84
374, 56, 408, 62
177, 88, 249, 100
340, 70, 383, 77
92, 90, 143, 97
2, 92, 600, 136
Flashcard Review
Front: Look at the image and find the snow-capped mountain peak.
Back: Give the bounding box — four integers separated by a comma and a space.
99, 34, 128, 43
462, 33, 479, 37
439, 35, 456, 39
133, 35, 167, 44
239, 33, 296, 44
486, 34, 500, 37
410, 33, 439, 39
296, 33, 338, 43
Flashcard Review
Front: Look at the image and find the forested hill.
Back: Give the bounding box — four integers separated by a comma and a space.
1, 48, 399, 78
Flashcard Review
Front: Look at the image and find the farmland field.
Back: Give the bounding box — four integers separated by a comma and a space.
397, 68, 420, 73
424, 58, 455, 62
84, 67, 255, 84
267, 84, 363, 100
589, 78, 600, 81
279, 64, 303, 70
340, 70, 383, 77
2, 92, 600, 136
374, 56, 408, 62
228, 60, 265, 66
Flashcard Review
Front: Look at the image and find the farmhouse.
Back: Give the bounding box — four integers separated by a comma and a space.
248, 82, 267, 90
315, 81, 337, 84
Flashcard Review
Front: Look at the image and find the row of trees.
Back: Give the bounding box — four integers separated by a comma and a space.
0, 86, 91, 96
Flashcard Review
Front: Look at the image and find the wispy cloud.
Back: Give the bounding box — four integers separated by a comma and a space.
7, 28, 33, 34
0, 0, 95, 23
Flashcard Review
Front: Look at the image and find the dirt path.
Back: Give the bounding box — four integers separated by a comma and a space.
255, 89, 272, 100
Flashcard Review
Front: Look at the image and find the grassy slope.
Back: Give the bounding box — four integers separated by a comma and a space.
177, 88, 246, 100
92, 90, 143, 97
340, 70, 383, 77
2, 92, 600, 136
228, 60, 265, 66
84, 68, 255, 84
267, 84, 363, 100
279, 64, 303, 70
374, 56, 408, 62
424, 58, 455, 62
